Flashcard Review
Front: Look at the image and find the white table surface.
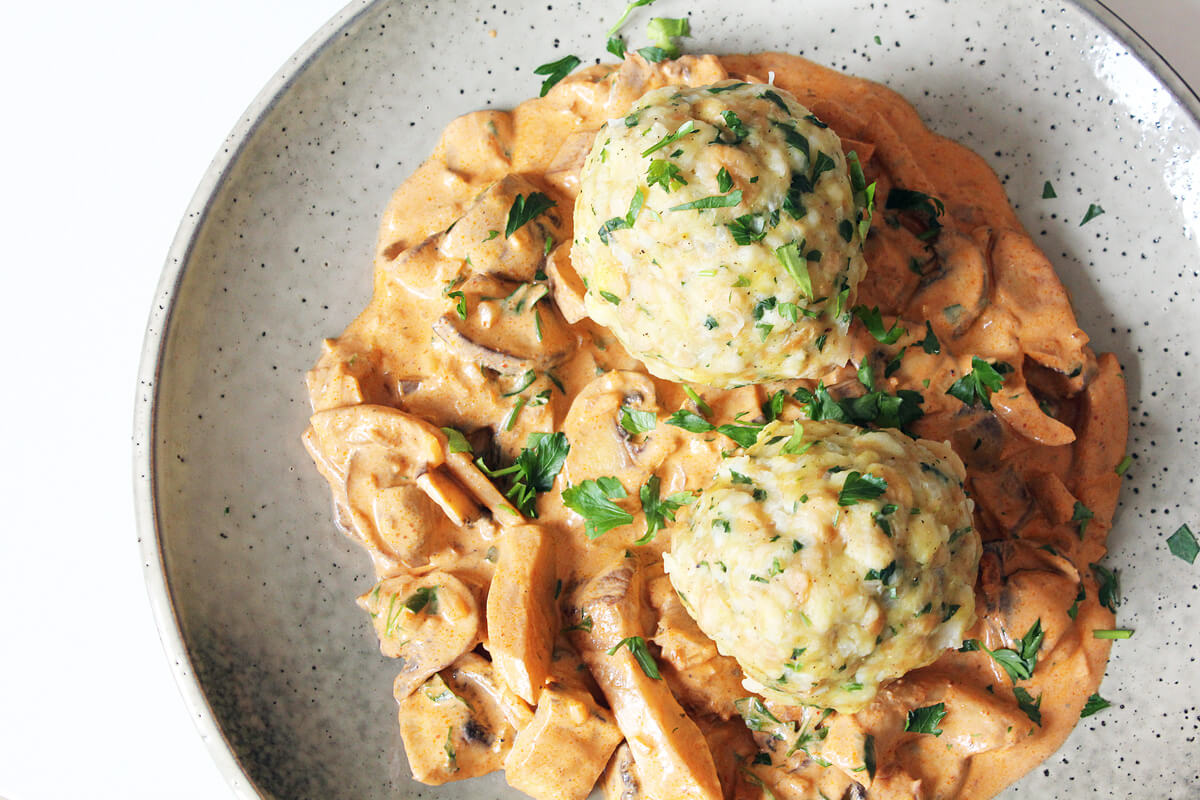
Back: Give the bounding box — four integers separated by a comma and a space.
0, 1, 1195, 798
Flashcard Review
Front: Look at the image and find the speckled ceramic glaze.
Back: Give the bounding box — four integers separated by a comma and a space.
135, 1, 1200, 797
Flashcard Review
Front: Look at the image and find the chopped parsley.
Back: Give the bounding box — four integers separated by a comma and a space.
403, 586, 438, 615
795, 380, 925, 434
476, 431, 570, 516
759, 89, 791, 113
647, 159, 687, 192
606, 0, 656, 38
838, 471, 888, 506
641, 120, 698, 156
966, 619, 1044, 682
666, 408, 713, 432
920, 320, 940, 354
598, 187, 646, 243
1093, 628, 1133, 639
562, 476, 633, 538
853, 305, 906, 344
444, 727, 458, 771
1167, 523, 1199, 564
863, 734, 877, 780
532, 55, 581, 97
1080, 203, 1105, 226
781, 420, 811, 455
619, 406, 657, 435
446, 289, 467, 320
440, 427, 472, 454
1080, 693, 1111, 718
1042, 180, 1057, 199
1090, 563, 1121, 612
719, 110, 749, 144
734, 696, 780, 732
668, 189, 742, 211
1072, 501, 1095, 538
904, 703, 947, 736
505, 192, 557, 238
599, 290, 622, 305
607, 636, 661, 679
638, 475, 696, 543
501, 369, 537, 397
846, 150, 876, 240
1115, 454, 1133, 476
776, 241, 813, 298
684, 385, 711, 415
606, 35, 627, 58
946, 356, 1010, 411
864, 560, 897, 584
718, 422, 764, 448
1013, 687, 1043, 726
717, 166, 734, 193
726, 213, 769, 244
645, 16, 690, 59
885, 187, 945, 239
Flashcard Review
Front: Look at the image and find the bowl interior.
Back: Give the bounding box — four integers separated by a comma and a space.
143, 0, 1200, 796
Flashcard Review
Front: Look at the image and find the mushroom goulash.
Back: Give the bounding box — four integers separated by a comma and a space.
303, 50, 1129, 800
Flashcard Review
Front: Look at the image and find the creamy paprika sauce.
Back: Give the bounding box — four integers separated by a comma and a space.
303, 53, 1129, 800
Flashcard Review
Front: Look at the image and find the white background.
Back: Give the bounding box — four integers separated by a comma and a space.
0, 0, 1195, 798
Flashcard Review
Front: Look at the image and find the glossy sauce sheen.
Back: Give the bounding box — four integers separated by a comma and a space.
304, 53, 1129, 800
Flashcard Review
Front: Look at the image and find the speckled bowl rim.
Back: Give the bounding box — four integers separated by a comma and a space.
131, 1, 1200, 796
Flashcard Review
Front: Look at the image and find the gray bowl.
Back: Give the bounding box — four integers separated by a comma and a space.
135, 0, 1200, 797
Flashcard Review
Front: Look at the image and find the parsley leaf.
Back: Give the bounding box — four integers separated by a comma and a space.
647, 159, 687, 192
863, 734, 877, 781
533, 55, 581, 97
846, 150, 876, 240
477, 431, 570, 516
977, 619, 1044, 682
684, 385, 713, 417
638, 475, 696, 543
735, 696, 781, 732
1090, 563, 1121, 613
886, 187, 945, 239
853, 305, 906, 344
642, 120, 698, 156
669, 189, 743, 211
666, 409, 714, 433
606, 35, 626, 58
645, 16, 690, 59
838, 471, 888, 506
720, 110, 749, 143
607, 635, 661, 679
1042, 180, 1057, 199
717, 166, 734, 193
562, 477, 633, 538
505, 192, 556, 240
403, 586, 438, 615
904, 703, 947, 736
1080, 693, 1111, 718
598, 188, 646, 243
440, 427, 472, 454
726, 213, 768, 244
637, 46, 669, 63
776, 241, 813, 298
780, 420, 811, 455
620, 406, 657, 435
1167, 523, 1199, 564
1013, 687, 1043, 726
717, 423, 763, 448
920, 320, 940, 354
1072, 501, 1095, 538
1080, 203, 1105, 226
946, 356, 1008, 411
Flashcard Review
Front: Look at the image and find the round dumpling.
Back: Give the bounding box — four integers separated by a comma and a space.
664, 419, 981, 712
571, 81, 869, 388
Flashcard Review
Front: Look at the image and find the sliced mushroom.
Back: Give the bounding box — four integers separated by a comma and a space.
442, 110, 515, 182
358, 571, 479, 698
990, 381, 1076, 447
545, 242, 588, 324
416, 470, 482, 528
503, 684, 624, 800
396, 652, 529, 785
989, 228, 1089, 376
545, 130, 600, 198
381, 230, 465, 300
601, 743, 646, 800
907, 229, 991, 341
306, 339, 391, 412
566, 561, 723, 800
560, 371, 671, 489
440, 174, 564, 283
303, 404, 450, 563
486, 524, 558, 704
647, 573, 745, 720
443, 451, 524, 524
432, 274, 574, 375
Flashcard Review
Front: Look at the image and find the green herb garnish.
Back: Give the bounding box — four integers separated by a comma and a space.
637, 475, 696, 543
838, 471, 887, 506
562, 476, 633, 538
607, 636, 661, 679
533, 55, 581, 97
904, 703, 947, 736
946, 356, 1009, 410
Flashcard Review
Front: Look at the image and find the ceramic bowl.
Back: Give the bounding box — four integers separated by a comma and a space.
135, 0, 1200, 796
